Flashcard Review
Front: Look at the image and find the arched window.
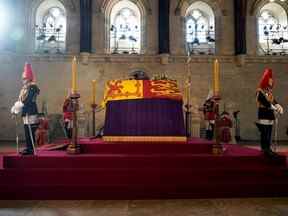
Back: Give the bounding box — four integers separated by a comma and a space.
185, 1, 215, 55
109, 0, 141, 54
257, 2, 288, 55
0, 4, 9, 39
35, 0, 66, 54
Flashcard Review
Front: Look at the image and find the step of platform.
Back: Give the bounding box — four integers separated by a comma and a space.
3, 153, 286, 169
1, 173, 288, 199
1, 140, 287, 199
80, 143, 213, 154
0, 167, 287, 186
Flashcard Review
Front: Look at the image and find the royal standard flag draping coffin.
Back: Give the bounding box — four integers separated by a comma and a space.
102, 79, 186, 142
103, 80, 182, 105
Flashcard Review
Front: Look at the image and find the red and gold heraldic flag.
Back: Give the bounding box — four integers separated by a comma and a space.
103, 80, 182, 105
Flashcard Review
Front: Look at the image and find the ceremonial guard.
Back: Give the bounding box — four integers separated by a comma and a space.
256, 68, 283, 158
219, 110, 233, 143
202, 91, 216, 140
233, 110, 241, 142
35, 113, 49, 146
63, 95, 73, 139
11, 63, 40, 155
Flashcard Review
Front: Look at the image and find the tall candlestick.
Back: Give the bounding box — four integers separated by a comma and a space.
72, 56, 77, 94
213, 59, 220, 96
184, 74, 192, 138
187, 56, 191, 75
92, 80, 96, 104
186, 54, 191, 105
186, 78, 191, 105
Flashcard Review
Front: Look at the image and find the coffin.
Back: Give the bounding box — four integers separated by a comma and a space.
102, 79, 186, 142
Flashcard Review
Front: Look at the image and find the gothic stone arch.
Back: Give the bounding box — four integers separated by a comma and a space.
175, 0, 223, 17
101, 0, 152, 15
250, 0, 288, 16
29, 0, 78, 14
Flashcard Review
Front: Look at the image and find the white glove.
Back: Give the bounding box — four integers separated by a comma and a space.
10, 106, 15, 114
11, 101, 24, 115
275, 104, 284, 115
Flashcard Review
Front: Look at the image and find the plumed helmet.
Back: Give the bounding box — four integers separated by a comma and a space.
22, 62, 35, 81
258, 68, 273, 89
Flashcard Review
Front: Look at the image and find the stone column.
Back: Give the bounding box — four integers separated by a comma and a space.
80, 0, 92, 53
234, 0, 247, 55
158, 0, 170, 54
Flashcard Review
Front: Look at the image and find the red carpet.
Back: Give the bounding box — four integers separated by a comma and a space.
0, 138, 287, 199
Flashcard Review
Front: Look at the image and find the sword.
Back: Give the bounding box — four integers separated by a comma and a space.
13, 115, 20, 154
272, 113, 279, 152
26, 114, 37, 156
60, 119, 68, 138
271, 105, 283, 152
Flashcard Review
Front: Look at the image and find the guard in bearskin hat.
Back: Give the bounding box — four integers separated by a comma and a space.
11, 63, 40, 155
256, 68, 283, 158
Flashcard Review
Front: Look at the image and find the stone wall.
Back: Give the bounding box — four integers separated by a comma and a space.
0, 0, 287, 141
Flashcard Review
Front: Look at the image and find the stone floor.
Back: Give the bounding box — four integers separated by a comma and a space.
0, 199, 288, 216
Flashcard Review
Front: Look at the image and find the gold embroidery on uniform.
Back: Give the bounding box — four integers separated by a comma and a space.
256, 88, 274, 108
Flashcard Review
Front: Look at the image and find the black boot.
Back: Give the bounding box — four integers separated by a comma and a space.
263, 149, 282, 160
263, 150, 285, 165
206, 129, 213, 140
20, 148, 34, 155
22, 124, 37, 156
260, 125, 284, 162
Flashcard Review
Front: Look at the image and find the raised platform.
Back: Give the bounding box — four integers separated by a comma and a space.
0, 138, 287, 199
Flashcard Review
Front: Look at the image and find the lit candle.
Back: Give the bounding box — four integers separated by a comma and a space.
92, 80, 96, 104
71, 56, 77, 94
213, 59, 220, 96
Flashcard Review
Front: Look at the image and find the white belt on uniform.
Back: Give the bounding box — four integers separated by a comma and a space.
257, 119, 274, 125
23, 115, 39, 125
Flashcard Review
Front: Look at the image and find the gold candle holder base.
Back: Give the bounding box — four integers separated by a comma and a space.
212, 143, 224, 155
67, 144, 81, 154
